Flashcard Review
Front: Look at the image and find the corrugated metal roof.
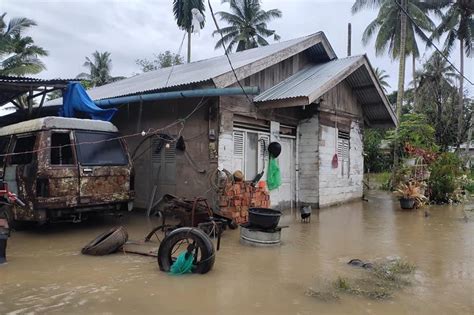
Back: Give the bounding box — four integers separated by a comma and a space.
254, 55, 396, 126
47, 32, 334, 106
0, 75, 74, 84
254, 56, 363, 102
0, 75, 72, 106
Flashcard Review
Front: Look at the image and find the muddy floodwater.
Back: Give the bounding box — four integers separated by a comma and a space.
0, 191, 473, 314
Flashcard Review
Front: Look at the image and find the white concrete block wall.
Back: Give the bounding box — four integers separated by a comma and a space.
218, 131, 234, 171
297, 116, 319, 206
318, 121, 363, 207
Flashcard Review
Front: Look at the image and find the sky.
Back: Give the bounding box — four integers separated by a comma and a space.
2, 0, 473, 97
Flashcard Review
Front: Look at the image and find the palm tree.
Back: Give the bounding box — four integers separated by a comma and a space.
77, 51, 124, 87
374, 67, 391, 93
0, 13, 48, 76
353, 0, 437, 104
415, 52, 460, 149
212, 0, 282, 53
429, 0, 474, 149
173, 0, 205, 63
352, 0, 437, 174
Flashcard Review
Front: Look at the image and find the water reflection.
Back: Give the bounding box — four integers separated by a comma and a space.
0, 191, 472, 314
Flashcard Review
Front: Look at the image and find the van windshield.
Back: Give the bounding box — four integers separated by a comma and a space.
75, 131, 128, 166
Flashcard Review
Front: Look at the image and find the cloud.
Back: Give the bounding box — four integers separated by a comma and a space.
3, 0, 472, 96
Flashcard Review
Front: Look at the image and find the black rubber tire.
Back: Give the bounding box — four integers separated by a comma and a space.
157, 227, 215, 274
81, 226, 128, 256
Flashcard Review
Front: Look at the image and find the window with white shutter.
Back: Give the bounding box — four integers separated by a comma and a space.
257, 134, 270, 175
233, 131, 245, 173
338, 130, 350, 177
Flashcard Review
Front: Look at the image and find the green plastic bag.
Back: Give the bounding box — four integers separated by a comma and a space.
267, 156, 281, 190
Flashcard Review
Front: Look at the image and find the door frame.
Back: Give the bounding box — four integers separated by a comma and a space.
232, 128, 296, 208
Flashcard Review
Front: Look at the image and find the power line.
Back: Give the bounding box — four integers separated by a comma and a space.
392, 0, 474, 86
0, 97, 207, 159
207, 0, 255, 106
165, 31, 187, 88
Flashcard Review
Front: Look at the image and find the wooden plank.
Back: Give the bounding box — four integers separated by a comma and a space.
122, 241, 159, 257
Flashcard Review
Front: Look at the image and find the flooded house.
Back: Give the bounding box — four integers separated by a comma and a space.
3, 32, 396, 210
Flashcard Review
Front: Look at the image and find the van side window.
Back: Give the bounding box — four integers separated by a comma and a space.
75, 131, 128, 166
0, 136, 10, 167
11, 135, 36, 165
51, 133, 74, 165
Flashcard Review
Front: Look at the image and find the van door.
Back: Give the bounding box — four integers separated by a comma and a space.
39, 131, 79, 209
4, 134, 37, 220
74, 131, 130, 206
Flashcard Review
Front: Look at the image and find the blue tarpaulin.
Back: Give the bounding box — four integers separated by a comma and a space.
60, 82, 117, 121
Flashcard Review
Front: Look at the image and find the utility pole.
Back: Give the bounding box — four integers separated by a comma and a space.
347, 23, 352, 57
187, 28, 191, 63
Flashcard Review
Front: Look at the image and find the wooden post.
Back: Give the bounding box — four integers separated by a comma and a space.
27, 87, 33, 118
136, 97, 143, 133
347, 23, 352, 57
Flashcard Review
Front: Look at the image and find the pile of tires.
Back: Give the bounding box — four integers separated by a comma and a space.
82, 226, 128, 256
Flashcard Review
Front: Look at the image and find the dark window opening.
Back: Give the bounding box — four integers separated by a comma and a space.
11, 135, 36, 165
0, 136, 11, 167
75, 131, 128, 166
51, 133, 74, 165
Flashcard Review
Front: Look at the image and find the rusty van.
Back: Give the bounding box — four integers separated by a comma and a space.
0, 117, 134, 226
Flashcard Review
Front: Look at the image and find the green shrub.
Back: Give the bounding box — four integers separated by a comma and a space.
363, 129, 392, 173
386, 114, 439, 158
429, 152, 465, 203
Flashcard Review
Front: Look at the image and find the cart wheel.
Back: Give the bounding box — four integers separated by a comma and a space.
158, 227, 215, 274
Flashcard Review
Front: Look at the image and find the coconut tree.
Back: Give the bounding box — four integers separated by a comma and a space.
77, 51, 124, 87
415, 52, 460, 150
173, 0, 205, 63
374, 67, 391, 93
429, 0, 474, 149
353, 1, 437, 106
0, 13, 48, 76
352, 0, 438, 174
212, 0, 282, 53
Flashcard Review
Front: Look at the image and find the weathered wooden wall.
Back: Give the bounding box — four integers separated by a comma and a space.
243, 53, 311, 92
113, 98, 218, 209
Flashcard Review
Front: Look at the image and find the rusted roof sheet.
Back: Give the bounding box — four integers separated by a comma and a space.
0, 75, 72, 106
254, 55, 397, 127
0, 116, 118, 136
47, 32, 336, 106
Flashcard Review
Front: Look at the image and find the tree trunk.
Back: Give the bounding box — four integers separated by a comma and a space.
412, 54, 417, 110
392, 0, 408, 185
457, 39, 464, 150
187, 29, 191, 63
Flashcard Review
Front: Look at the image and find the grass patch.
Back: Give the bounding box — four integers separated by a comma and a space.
307, 259, 416, 302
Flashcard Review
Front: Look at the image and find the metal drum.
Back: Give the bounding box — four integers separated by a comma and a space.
240, 225, 282, 247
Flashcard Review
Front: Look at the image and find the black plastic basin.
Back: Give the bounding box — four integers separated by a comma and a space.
248, 208, 281, 229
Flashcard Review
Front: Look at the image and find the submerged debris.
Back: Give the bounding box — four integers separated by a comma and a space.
307, 258, 416, 301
